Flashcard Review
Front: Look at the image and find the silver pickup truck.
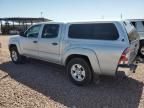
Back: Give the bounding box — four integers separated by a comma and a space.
8, 20, 139, 85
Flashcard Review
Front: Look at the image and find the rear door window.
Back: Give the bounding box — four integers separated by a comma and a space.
41, 24, 59, 38
68, 23, 119, 40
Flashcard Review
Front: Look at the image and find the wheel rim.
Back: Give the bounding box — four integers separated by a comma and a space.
71, 64, 86, 82
140, 46, 144, 55
11, 50, 18, 61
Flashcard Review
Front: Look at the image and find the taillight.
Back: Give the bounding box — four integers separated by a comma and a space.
118, 48, 130, 64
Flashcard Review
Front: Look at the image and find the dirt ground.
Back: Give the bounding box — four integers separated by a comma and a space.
0, 36, 144, 108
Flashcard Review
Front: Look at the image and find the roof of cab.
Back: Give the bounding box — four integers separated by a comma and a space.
35, 21, 65, 25
33, 19, 125, 25
127, 19, 144, 21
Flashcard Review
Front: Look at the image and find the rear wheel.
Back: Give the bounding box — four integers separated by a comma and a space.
138, 41, 144, 58
66, 58, 92, 86
10, 47, 25, 64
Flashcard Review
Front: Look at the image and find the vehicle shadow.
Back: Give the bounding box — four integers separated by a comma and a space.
0, 59, 143, 108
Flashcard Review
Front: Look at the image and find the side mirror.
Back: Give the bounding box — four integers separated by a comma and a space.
19, 31, 25, 37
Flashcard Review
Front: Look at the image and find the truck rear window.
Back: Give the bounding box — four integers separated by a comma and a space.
68, 23, 119, 40
128, 30, 139, 42
124, 21, 139, 42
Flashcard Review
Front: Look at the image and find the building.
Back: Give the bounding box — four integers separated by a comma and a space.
0, 17, 51, 35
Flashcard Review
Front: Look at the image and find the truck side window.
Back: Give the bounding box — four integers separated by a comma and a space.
25, 25, 41, 38
42, 24, 59, 38
69, 23, 119, 40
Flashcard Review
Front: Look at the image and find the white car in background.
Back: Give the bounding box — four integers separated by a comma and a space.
9, 30, 19, 35
129, 19, 144, 58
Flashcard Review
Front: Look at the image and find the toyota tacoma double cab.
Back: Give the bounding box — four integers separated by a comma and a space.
8, 21, 139, 85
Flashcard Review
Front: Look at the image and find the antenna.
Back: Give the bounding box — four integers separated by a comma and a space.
40, 12, 43, 18
120, 13, 123, 19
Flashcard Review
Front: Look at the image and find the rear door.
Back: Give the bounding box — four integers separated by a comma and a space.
38, 24, 61, 63
124, 21, 140, 63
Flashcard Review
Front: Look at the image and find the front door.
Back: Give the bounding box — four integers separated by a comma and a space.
20, 24, 42, 57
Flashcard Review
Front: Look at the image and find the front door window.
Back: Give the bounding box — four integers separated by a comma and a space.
25, 25, 41, 38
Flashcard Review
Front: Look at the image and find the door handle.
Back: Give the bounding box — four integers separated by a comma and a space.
52, 42, 58, 46
33, 41, 38, 43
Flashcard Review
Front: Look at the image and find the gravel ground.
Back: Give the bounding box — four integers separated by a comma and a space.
0, 36, 144, 108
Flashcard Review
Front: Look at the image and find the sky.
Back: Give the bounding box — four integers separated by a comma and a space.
0, 0, 144, 22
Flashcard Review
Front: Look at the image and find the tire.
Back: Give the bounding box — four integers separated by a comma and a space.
138, 41, 144, 58
66, 58, 92, 86
10, 47, 24, 64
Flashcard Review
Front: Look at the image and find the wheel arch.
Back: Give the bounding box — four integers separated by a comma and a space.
9, 44, 17, 50
9, 43, 22, 54
63, 48, 101, 75
66, 54, 91, 68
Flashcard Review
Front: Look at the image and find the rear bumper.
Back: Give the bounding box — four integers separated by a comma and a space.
116, 63, 138, 77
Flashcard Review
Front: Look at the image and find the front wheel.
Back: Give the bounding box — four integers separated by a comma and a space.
66, 58, 92, 86
10, 47, 24, 64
